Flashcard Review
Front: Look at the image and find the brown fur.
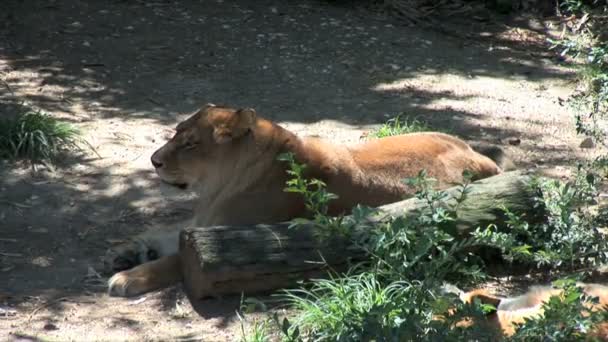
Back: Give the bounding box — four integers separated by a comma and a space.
107, 104, 504, 297
458, 284, 608, 339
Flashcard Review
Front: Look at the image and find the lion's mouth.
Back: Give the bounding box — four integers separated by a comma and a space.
159, 178, 189, 190
165, 181, 188, 190
156, 170, 189, 190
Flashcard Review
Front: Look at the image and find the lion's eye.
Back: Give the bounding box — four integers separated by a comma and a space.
147, 249, 158, 261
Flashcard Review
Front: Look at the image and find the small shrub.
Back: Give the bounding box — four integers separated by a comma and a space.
278, 152, 355, 239
0, 108, 83, 164
370, 115, 431, 138
499, 170, 608, 269
364, 171, 492, 285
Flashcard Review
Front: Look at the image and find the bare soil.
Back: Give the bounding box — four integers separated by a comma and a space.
0, 1, 603, 341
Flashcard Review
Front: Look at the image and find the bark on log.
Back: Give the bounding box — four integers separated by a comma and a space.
180, 171, 542, 299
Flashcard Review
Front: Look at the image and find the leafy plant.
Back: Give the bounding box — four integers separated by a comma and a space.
0, 108, 85, 164
272, 167, 511, 340
278, 152, 353, 239
499, 170, 608, 269
364, 171, 491, 285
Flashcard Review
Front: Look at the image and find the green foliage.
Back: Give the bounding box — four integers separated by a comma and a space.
364, 171, 489, 285
238, 295, 302, 342
549, 3, 608, 148
0, 108, 84, 164
239, 317, 272, 342
499, 170, 608, 269
559, 0, 598, 15
248, 166, 509, 340
237, 296, 273, 342
508, 279, 608, 341
282, 272, 501, 341
369, 115, 431, 138
278, 152, 354, 239
240, 155, 608, 340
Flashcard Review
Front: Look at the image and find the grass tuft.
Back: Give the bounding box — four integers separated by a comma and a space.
0, 109, 83, 164
370, 114, 431, 138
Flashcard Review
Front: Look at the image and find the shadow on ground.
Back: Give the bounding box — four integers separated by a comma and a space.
0, 0, 582, 339
2, 0, 570, 127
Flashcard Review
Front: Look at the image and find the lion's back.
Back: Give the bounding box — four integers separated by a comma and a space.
350, 132, 501, 186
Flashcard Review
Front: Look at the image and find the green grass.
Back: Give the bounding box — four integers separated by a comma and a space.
0, 109, 83, 164
239, 319, 272, 342
282, 273, 412, 341
370, 115, 431, 138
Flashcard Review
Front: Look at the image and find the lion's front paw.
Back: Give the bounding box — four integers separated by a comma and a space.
103, 242, 145, 274
108, 270, 150, 297
104, 231, 180, 274
107, 255, 180, 297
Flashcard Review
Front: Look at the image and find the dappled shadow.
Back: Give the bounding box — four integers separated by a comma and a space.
188, 292, 287, 330
0, 162, 193, 298
1, 0, 572, 128
0, 0, 578, 185
0, 0, 584, 339
0, 154, 197, 338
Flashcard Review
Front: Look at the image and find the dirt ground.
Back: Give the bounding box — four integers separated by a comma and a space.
0, 0, 603, 341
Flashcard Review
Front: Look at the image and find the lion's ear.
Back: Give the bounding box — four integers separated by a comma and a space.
199, 103, 216, 114
211, 108, 257, 144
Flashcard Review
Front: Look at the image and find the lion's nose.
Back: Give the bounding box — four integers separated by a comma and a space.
151, 154, 163, 168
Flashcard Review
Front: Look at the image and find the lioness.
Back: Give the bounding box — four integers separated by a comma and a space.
106, 104, 509, 297
455, 283, 608, 339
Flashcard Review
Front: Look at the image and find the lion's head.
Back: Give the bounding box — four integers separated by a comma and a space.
150, 104, 257, 189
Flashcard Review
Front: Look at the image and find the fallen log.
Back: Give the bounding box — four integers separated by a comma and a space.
180, 171, 542, 299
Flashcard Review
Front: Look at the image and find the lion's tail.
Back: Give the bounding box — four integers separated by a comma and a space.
470, 143, 516, 172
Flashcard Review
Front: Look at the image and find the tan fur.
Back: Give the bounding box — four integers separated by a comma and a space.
107, 104, 504, 297
458, 284, 608, 339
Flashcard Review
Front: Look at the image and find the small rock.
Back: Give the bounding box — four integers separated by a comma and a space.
43, 323, 58, 331
31, 256, 52, 268
580, 137, 595, 149
507, 137, 521, 146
